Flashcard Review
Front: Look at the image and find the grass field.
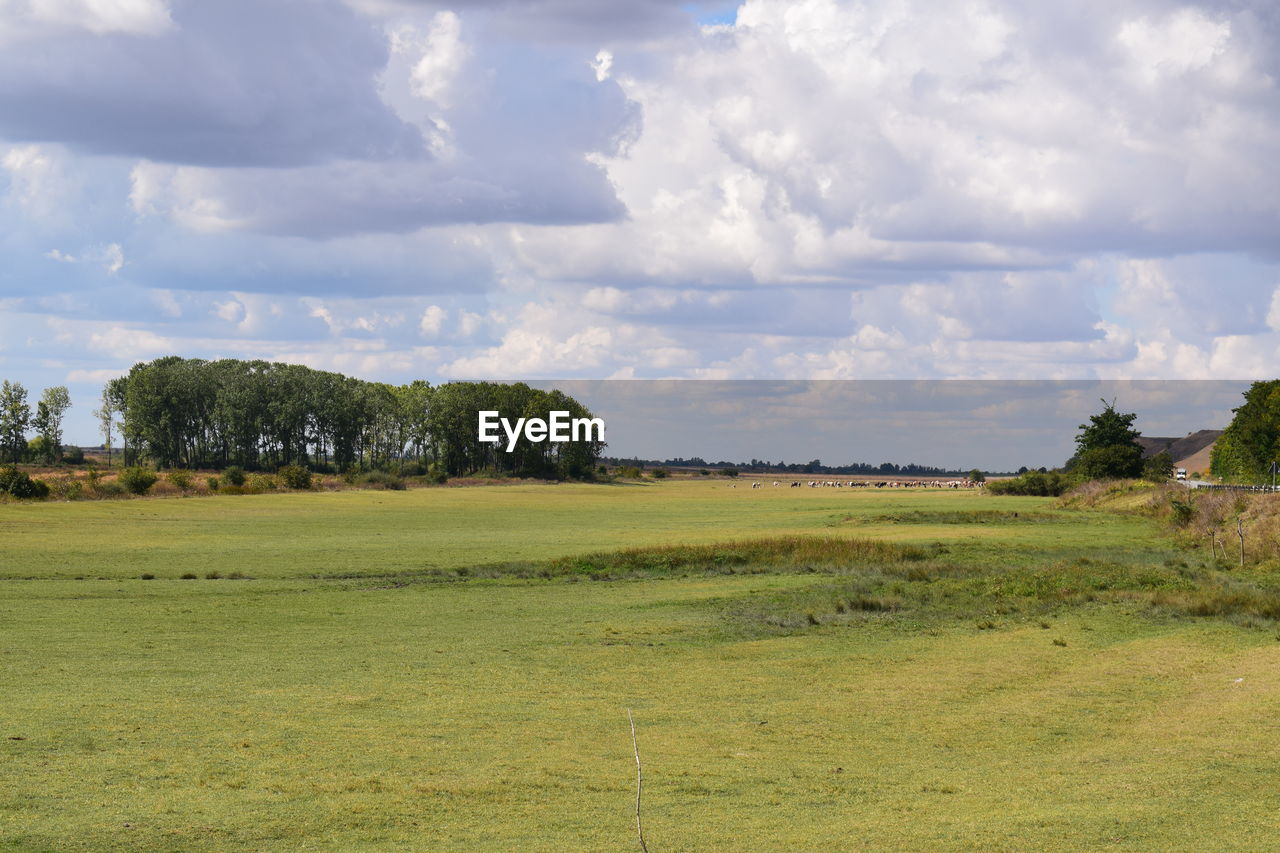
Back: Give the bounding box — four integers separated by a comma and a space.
4, 480, 1280, 850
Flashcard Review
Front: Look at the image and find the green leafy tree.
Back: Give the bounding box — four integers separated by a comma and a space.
0, 380, 31, 464
94, 386, 117, 468
1211, 380, 1280, 484
1070, 399, 1144, 479
1142, 451, 1175, 483
967, 469, 985, 483
33, 386, 71, 464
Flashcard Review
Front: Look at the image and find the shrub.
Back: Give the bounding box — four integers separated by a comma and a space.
360, 470, 406, 490
166, 469, 194, 491
119, 467, 158, 495
180, 572, 197, 580
426, 462, 448, 485
206, 476, 220, 491
0, 467, 49, 499
61, 446, 85, 465
987, 470, 1076, 497
277, 464, 313, 490
222, 465, 246, 486
94, 480, 125, 498
245, 473, 278, 493
616, 465, 642, 479
699, 469, 711, 476
399, 461, 425, 477
1143, 451, 1175, 483
651, 468, 670, 479
720, 468, 739, 478
1169, 498, 1196, 528
140, 573, 155, 580
47, 474, 83, 501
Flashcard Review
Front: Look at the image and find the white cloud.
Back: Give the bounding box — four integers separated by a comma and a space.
400, 11, 468, 106
1117, 8, 1231, 85
419, 304, 447, 336
0, 0, 173, 38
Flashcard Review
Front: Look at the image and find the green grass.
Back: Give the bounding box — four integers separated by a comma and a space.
4, 481, 1280, 850
0, 481, 1148, 580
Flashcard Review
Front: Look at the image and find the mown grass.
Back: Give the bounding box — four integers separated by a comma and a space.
6, 480, 1280, 850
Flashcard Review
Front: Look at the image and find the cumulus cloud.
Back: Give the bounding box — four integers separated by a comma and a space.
5, 0, 1280, 405
0, 0, 422, 166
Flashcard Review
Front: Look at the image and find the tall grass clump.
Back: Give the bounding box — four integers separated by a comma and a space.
547, 537, 929, 579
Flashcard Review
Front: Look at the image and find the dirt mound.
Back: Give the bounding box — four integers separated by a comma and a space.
1137, 429, 1222, 462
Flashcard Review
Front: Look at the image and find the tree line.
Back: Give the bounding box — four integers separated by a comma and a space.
0, 380, 73, 465
87, 356, 604, 479
601, 456, 1008, 477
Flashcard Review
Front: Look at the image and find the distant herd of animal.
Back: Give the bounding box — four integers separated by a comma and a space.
728, 479, 980, 489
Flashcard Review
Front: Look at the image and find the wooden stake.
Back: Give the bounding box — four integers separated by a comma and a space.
628, 710, 649, 853
1237, 517, 1246, 567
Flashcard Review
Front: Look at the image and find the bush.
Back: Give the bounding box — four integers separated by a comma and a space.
1075, 444, 1144, 481
1169, 498, 1196, 528
1143, 451, 1175, 483
245, 473, 278, 493
222, 465, 246, 486
426, 462, 448, 484
987, 470, 1076, 497
47, 474, 83, 501
616, 465, 642, 479
61, 446, 85, 465
93, 480, 125, 498
0, 467, 50, 499
166, 469, 194, 491
399, 461, 425, 477
277, 464, 313, 490
651, 468, 670, 479
720, 468, 739, 478
119, 467, 158, 495
206, 476, 220, 491
360, 470, 406, 490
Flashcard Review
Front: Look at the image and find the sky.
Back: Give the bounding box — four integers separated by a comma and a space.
558, 380, 1247, 470
1, 0, 1278, 449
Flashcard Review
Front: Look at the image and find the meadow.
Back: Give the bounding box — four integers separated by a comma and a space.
3, 480, 1280, 851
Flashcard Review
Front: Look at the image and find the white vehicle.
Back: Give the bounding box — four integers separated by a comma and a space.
1176, 468, 1187, 481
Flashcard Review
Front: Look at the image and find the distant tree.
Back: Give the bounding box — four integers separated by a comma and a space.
1070, 399, 1144, 480
1142, 451, 1175, 483
0, 380, 31, 463
967, 469, 985, 483
33, 386, 71, 464
94, 386, 117, 467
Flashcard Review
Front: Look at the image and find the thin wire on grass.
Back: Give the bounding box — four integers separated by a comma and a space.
628, 709, 649, 853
